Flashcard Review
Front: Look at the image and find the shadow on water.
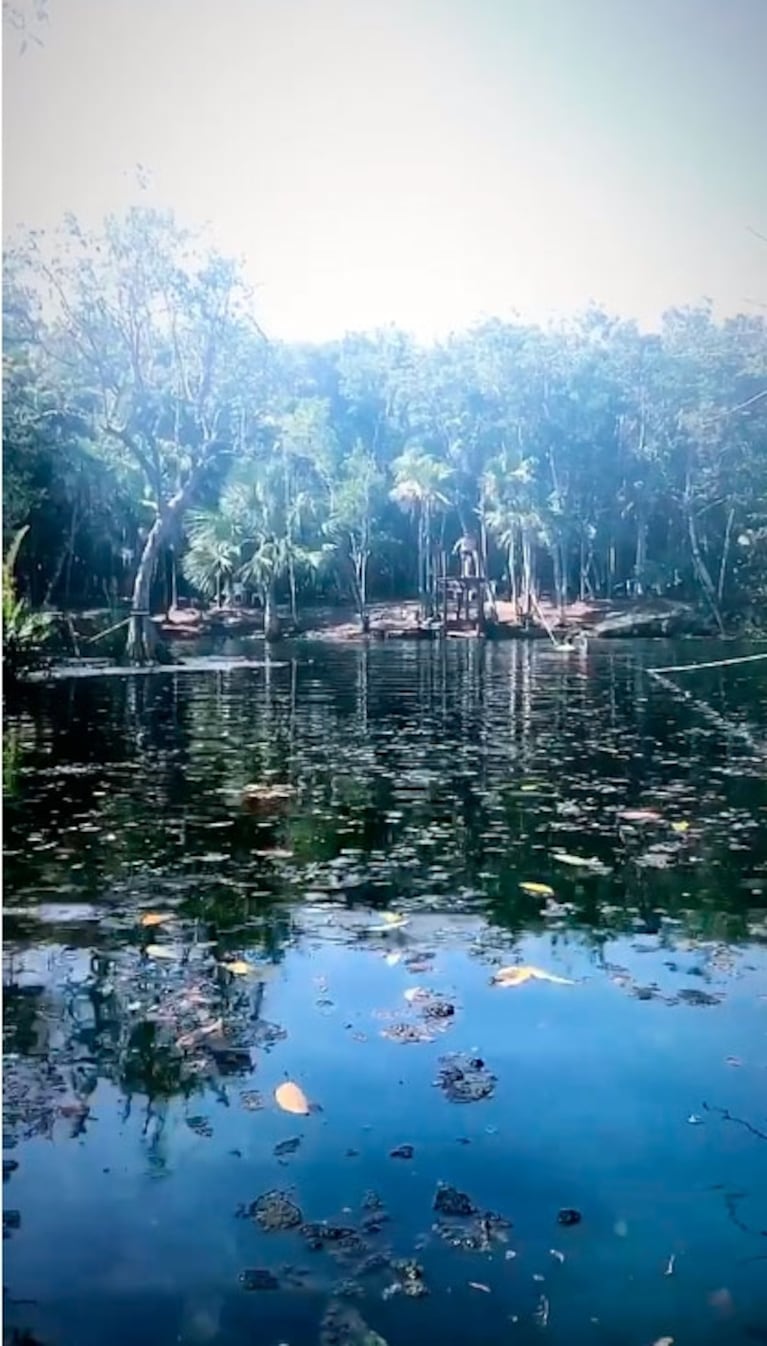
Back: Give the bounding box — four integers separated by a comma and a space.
4, 639, 767, 1345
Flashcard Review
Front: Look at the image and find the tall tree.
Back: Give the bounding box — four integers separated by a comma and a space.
7, 209, 266, 660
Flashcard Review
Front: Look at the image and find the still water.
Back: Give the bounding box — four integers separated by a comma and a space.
4, 639, 767, 1346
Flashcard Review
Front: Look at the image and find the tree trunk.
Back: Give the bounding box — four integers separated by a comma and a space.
521, 529, 533, 616
45, 498, 79, 607
552, 544, 564, 618
559, 540, 567, 612
126, 517, 165, 664
125, 478, 200, 663
717, 505, 736, 604
418, 509, 427, 617
634, 516, 648, 596
357, 551, 370, 632
424, 502, 432, 616
508, 529, 518, 613
288, 555, 298, 625
263, 583, 281, 642
685, 468, 724, 635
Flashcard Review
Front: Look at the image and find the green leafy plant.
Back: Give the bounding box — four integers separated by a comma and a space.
3, 525, 55, 680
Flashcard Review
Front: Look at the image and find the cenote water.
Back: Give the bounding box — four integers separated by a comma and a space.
4, 638, 767, 1346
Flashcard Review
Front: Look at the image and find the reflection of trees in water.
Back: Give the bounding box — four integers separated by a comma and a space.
3, 921, 279, 1159
5, 645, 767, 955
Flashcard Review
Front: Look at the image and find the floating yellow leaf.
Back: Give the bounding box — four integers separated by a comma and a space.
140, 912, 172, 928
370, 914, 410, 933
671, 821, 690, 834
492, 964, 574, 988
275, 1081, 310, 1115
145, 944, 176, 960
221, 959, 252, 976
519, 882, 555, 897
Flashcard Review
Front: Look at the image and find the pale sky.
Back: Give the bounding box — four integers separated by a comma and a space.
3, 0, 766, 341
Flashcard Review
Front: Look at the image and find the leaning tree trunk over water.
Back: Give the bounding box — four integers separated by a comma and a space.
126, 515, 165, 664
125, 477, 199, 663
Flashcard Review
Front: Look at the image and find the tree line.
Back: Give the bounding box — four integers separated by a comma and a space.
3, 208, 767, 657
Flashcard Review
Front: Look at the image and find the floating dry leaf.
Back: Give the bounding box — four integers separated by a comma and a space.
221, 960, 252, 976
619, 809, 662, 823
275, 1081, 310, 1115
145, 944, 176, 960
492, 965, 574, 988
140, 912, 173, 928
552, 850, 607, 871
519, 882, 555, 897
242, 782, 295, 802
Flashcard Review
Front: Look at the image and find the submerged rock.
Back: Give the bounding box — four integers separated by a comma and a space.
301, 1222, 358, 1250
239, 1268, 280, 1291
423, 999, 455, 1020
274, 1136, 302, 1156
389, 1258, 429, 1297
361, 1190, 385, 1212
435, 1053, 496, 1103
676, 988, 721, 1007
557, 1207, 582, 1227
433, 1209, 511, 1251
320, 1300, 389, 1346
380, 1021, 433, 1044
433, 1183, 477, 1217
244, 1190, 303, 1231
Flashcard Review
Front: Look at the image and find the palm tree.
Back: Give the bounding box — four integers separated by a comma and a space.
182, 510, 241, 607
390, 446, 453, 616
482, 452, 540, 616
219, 459, 324, 640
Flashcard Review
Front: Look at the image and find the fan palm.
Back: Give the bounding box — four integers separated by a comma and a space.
390, 446, 453, 614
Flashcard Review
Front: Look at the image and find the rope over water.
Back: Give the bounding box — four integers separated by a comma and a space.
645, 658, 767, 758
648, 651, 767, 675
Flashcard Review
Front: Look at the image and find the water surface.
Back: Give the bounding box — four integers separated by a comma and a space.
4, 639, 767, 1346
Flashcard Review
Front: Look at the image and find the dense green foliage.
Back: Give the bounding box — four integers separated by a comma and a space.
4, 208, 767, 645
2, 525, 56, 679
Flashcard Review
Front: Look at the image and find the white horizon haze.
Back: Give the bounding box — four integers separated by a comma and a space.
3, 0, 766, 343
